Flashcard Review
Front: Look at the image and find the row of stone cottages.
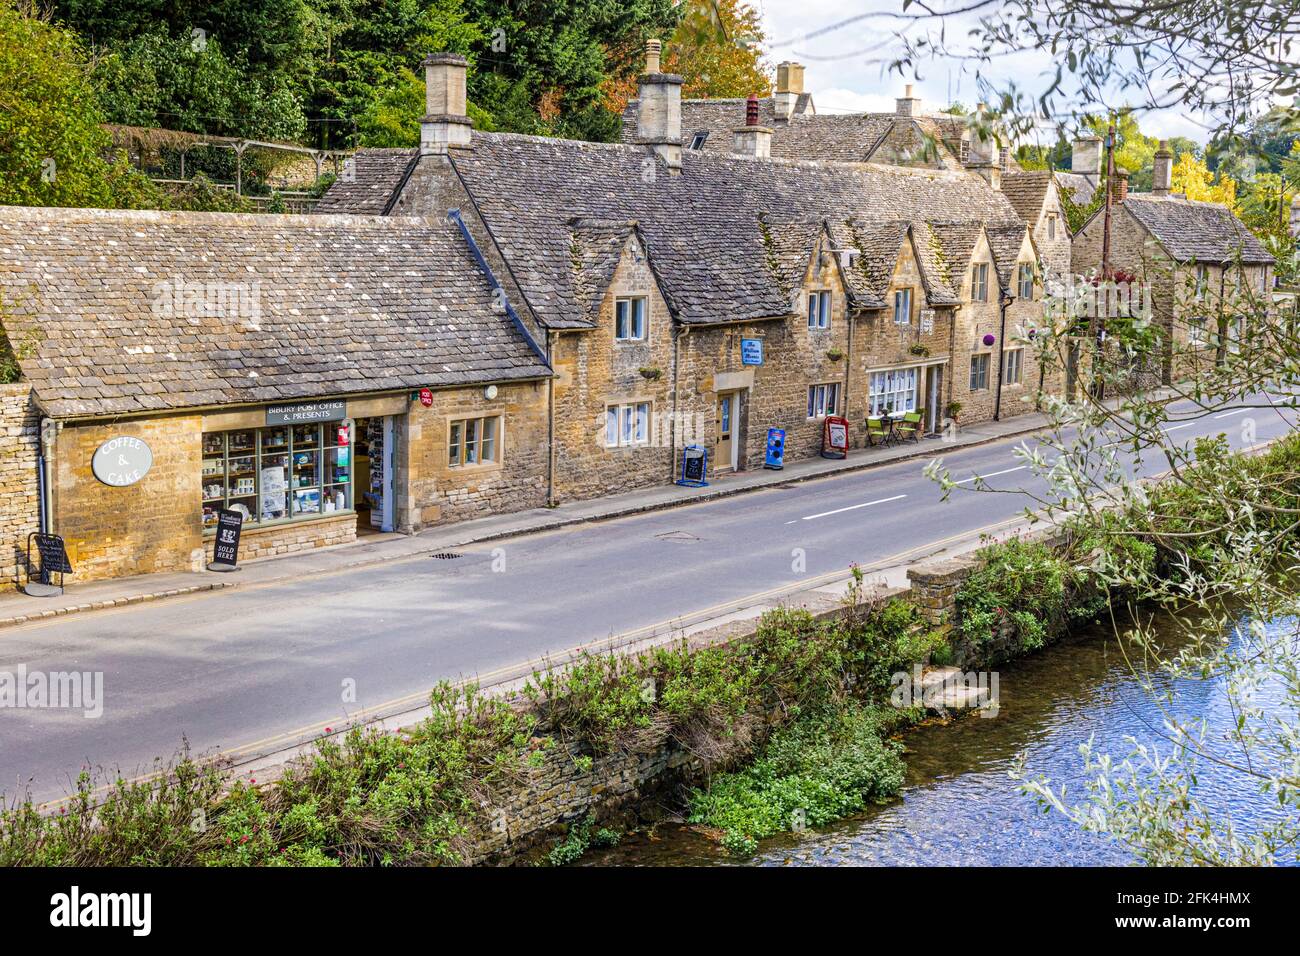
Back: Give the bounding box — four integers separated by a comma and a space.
1, 48, 1065, 585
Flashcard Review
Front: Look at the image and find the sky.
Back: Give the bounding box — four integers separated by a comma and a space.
754, 0, 1215, 146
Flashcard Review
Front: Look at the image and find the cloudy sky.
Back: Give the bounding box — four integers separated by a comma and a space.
755, 0, 1215, 146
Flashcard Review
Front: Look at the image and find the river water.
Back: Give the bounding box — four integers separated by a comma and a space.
587, 614, 1295, 866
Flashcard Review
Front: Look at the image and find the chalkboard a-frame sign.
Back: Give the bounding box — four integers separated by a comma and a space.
209, 509, 243, 571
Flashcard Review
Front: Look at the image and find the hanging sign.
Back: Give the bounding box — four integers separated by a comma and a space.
741, 339, 764, 366
764, 427, 786, 470
210, 509, 244, 570
91, 436, 153, 487
821, 416, 850, 460
265, 400, 347, 425
419, 387, 434, 408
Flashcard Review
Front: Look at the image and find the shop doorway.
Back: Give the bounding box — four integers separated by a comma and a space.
351, 416, 395, 534
924, 364, 945, 435
715, 391, 739, 472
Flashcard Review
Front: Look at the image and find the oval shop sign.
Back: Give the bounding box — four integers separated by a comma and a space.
91, 436, 153, 487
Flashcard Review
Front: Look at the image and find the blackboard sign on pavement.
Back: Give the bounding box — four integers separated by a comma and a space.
24, 532, 73, 596
209, 509, 243, 571
675, 445, 709, 487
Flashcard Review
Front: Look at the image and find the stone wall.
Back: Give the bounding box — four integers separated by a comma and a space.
53, 414, 206, 581
402, 380, 549, 530
234, 513, 356, 562
0, 384, 40, 589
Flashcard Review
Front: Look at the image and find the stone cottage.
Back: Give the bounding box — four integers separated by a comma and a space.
0, 205, 551, 583
318, 45, 1051, 501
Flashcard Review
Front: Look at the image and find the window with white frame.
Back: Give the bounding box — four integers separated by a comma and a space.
868, 368, 919, 417
1195, 265, 1210, 300
893, 288, 912, 325
807, 290, 832, 329
807, 383, 839, 418
1017, 264, 1034, 299
1188, 316, 1208, 346
689, 131, 709, 151
448, 415, 500, 467
972, 263, 990, 302
605, 402, 650, 447
615, 296, 647, 341
970, 353, 990, 390
1002, 347, 1023, 385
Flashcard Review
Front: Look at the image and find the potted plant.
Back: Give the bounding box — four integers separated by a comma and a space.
908, 342, 931, 358
945, 400, 963, 424
827, 347, 844, 361
638, 366, 663, 381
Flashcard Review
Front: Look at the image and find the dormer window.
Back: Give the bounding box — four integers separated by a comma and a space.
807, 290, 831, 329
689, 131, 709, 151
615, 296, 647, 340
1017, 263, 1035, 299
972, 263, 990, 302
893, 288, 912, 325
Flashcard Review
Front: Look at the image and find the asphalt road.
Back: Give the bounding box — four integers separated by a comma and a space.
1, 397, 1294, 803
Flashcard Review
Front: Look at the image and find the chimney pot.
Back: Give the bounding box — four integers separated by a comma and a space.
1112, 167, 1130, 203
645, 39, 662, 75
1152, 139, 1173, 197
746, 93, 759, 127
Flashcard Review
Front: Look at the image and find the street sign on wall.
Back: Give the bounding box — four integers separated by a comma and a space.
265, 400, 347, 425
741, 339, 764, 366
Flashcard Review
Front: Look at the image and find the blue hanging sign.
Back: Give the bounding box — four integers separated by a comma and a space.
764, 428, 786, 470
741, 339, 764, 366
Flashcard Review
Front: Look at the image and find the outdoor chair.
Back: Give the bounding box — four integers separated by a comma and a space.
894, 411, 923, 443
866, 417, 890, 446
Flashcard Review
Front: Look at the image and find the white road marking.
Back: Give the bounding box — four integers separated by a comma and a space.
1213, 408, 1250, 419
953, 465, 1028, 485
1162, 423, 1195, 432
800, 494, 907, 521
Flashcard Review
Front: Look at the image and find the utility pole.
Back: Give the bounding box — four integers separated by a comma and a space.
1100, 121, 1116, 281
1092, 120, 1118, 401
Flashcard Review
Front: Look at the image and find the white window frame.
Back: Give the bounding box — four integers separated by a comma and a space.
1195, 265, 1210, 301
970, 353, 990, 391
868, 368, 919, 417
807, 290, 832, 329
1001, 347, 1023, 386
448, 415, 500, 467
972, 263, 990, 302
1017, 263, 1034, 299
689, 131, 709, 151
1188, 315, 1209, 347
807, 383, 839, 419
605, 401, 650, 447
893, 288, 912, 326
615, 296, 647, 341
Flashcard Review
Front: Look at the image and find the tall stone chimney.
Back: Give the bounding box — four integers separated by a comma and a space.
635, 39, 683, 174
895, 83, 923, 117
1151, 140, 1173, 197
420, 53, 472, 155
774, 61, 805, 122
1072, 132, 1102, 175
732, 94, 772, 159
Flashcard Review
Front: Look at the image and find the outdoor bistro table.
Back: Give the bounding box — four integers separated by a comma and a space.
867, 415, 897, 446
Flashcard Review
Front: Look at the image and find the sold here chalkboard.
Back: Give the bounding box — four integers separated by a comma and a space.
210, 509, 244, 569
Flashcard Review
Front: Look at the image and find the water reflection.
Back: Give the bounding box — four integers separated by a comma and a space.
587, 614, 1295, 867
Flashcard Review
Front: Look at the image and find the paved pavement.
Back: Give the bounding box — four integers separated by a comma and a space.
0, 398, 1292, 804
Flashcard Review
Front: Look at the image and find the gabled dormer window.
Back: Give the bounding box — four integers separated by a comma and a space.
807, 290, 831, 329
972, 262, 990, 302
893, 288, 912, 325
689, 131, 709, 151
1017, 263, 1035, 299
615, 296, 647, 340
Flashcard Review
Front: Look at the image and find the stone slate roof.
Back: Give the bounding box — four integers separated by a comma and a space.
623, 97, 960, 167
761, 219, 825, 299
986, 223, 1034, 292
0, 206, 550, 419
422, 131, 1026, 328
313, 148, 416, 215
569, 218, 641, 323
1001, 170, 1053, 224
1119, 195, 1274, 265
826, 220, 910, 308
1056, 171, 1099, 206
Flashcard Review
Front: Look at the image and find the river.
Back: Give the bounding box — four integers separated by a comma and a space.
586, 613, 1296, 866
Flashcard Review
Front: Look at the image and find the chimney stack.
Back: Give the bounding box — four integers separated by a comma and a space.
635, 39, 683, 174
420, 53, 472, 155
732, 94, 772, 159
1111, 167, 1129, 203
1152, 139, 1173, 197
895, 83, 923, 117
774, 61, 805, 122
1072, 132, 1102, 176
